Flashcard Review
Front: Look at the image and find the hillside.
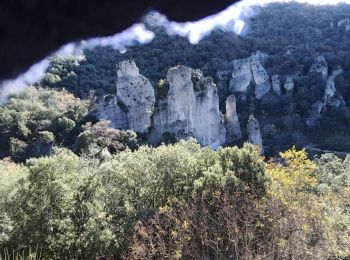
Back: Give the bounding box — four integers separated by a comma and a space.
37, 2, 350, 155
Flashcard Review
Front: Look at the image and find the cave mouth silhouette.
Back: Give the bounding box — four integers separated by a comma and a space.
0, 0, 238, 80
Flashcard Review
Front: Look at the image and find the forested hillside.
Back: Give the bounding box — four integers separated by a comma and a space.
37, 2, 350, 154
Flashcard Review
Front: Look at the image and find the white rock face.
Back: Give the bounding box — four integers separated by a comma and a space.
310, 55, 328, 80
116, 60, 155, 133
324, 67, 345, 108
284, 76, 294, 93
97, 60, 155, 133
229, 52, 270, 99
151, 65, 226, 148
96, 95, 128, 129
252, 60, 271, 99
247, 115, 264, 154
225, 95, 242, 143
272, 75, 281, 95
117, 60, 139, 77
229, 59, 253, 93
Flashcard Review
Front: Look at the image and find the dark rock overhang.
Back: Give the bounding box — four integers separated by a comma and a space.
0, 0, 236, 80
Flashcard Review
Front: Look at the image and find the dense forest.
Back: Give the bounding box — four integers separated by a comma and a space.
0, 2, 350, 259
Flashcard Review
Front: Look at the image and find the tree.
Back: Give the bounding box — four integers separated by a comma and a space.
0, 87, 92, 161
75, 120, 138, 156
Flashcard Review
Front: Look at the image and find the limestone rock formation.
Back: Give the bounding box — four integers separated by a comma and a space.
225, 94, 242, 143
151, 65, 226, 148
247, 115, 264, 154
310, 55, 328, 80
96, 95, 128, 129
117, 59, 140, 77
337, 18, 350, 29
324, 67, 345, 107
284, 76, 294, 94
97, 60, 155, 133
116, 60, 155, 133
229, 59, 253, 93
252, 60, 271, 99
306, 66, 345, 127
272, 75, 281, 95
229, 51, 270, 99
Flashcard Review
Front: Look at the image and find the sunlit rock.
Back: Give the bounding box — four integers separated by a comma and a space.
229, 51, 270, 99
229, 59, 253, 93
225, 94, 242, 143
96, 95, 129, 129
97, 60, 155, 133
252, 60, 271, 99
116, 60, 155, 133
117, 59, 139, 77
247, 115, 264, 154
151, 65, 226, 148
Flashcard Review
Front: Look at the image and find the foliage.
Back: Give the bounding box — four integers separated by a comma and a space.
127, 146, 349, 259
1, 149, 117, 258
0, 142, 349, 258
75, 120, 138, 156
0, 87, 92, 161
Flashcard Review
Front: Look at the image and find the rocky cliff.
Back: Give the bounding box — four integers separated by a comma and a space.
97, 60, 155, 133
307, 59, 345, 127
229, 51, 271, 100
98, 61, 227, 149
95, 51, 347, 154
150, 66, 226, 149
225, 94, 242, 143
247, 115, 264, 154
